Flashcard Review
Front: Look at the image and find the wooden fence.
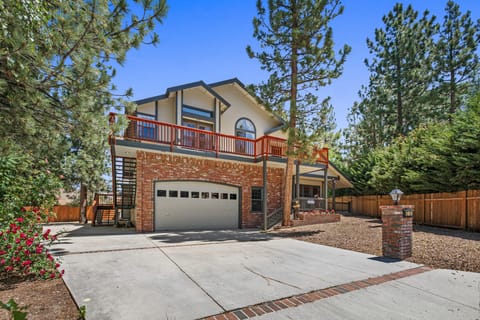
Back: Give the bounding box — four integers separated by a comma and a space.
336, 191, 480, 231
48, 206, 95, 222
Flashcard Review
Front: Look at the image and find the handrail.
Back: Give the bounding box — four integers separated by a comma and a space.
109, 112, 328, 164
265, 207, 284, 230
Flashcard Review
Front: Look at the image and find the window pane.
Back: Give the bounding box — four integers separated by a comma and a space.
201, 192, 209, 199
182, 106, 213, 118
211, 193, 219, 199
221, 193, 228, 199
229, 193, 237, 200
237, 119, 255, 132
157, 190, 167, 197
180, 191, 189, 198
191, 192, 199, 198
137, 113, 155, 120
169, 190, 178, 198
251, 187, 263, 212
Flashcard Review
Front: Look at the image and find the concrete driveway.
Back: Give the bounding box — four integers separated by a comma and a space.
48, 224, 480, 320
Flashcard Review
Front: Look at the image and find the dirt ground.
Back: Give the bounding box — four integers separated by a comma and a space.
0, 278, 79, 320
1, 214, 478, 319
273, 214, 480, 272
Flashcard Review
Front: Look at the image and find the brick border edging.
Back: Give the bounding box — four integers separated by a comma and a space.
201, 266, 432, 320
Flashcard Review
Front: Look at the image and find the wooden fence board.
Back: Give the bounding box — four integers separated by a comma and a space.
48, 206, 94, 222
467, 190, 480, 231
349, 190, 480, 231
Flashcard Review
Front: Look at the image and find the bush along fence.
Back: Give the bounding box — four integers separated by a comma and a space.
336, 190, 480, 232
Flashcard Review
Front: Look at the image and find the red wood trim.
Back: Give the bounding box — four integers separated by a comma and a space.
109, 113, 329, 162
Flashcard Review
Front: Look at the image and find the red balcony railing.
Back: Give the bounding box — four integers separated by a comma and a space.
109, 113, 328, 165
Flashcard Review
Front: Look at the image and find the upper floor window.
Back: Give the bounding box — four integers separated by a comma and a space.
235, 118, 256, 139
182, 105, 214, 120
136, 112, 156, 140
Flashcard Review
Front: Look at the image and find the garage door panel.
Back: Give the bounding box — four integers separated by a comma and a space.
155, 181, 239, 230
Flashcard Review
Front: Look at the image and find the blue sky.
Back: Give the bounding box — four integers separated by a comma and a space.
113, 0, 479, 130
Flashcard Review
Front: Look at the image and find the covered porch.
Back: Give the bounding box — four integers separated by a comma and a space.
293, 160, 352, 212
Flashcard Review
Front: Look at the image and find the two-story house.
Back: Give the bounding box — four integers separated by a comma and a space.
109, 78, 352, 232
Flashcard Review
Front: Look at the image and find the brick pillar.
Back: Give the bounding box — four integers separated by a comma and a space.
380, 205, 414, 260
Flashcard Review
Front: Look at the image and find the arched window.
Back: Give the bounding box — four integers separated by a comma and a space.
235, 118, 256, 139
235, 118, 255, 155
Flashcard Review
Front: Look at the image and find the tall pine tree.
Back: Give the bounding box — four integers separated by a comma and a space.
247, 0, 350, 225
364, 3, 438, 137
434, 0, 480, 119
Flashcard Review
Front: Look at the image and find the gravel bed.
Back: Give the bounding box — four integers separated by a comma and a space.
272, 214, 480, 272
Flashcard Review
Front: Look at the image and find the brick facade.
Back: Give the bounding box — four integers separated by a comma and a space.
380, 205, 414, 260
135, 151, 285, 232
290, 212, 340, 227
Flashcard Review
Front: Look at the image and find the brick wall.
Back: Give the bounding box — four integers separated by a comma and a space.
135, 151, 285, 232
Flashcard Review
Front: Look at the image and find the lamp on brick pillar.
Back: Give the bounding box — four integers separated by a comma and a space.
389, 188, 403, 205
381, 188, 413, 260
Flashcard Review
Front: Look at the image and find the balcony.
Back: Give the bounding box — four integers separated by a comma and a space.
109, 113, 328, 164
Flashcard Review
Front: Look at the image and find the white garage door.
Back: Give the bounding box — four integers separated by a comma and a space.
154, 181, 240, 230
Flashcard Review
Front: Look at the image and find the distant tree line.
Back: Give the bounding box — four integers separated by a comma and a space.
340, 1, 480, 195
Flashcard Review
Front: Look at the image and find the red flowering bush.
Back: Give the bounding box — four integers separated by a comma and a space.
0, 152, 64, 281
0, 209, 63, 280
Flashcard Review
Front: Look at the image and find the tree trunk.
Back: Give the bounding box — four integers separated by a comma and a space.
282, 0, 298, 226
449, 68, 456, 121
79, 183, 88, 224
396, 58, 403, 136
283, 155, 295, 226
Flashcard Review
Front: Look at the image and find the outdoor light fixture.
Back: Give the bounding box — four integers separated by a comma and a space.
389, 188, 404, 205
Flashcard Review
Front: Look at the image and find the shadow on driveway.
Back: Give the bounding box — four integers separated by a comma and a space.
148, 229, 276, 245
43, 222, 136, 237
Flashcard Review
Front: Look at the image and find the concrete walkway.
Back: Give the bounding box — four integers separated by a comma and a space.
47, 224, 480, 320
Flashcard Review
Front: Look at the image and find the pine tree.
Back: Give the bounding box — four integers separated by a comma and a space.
0, 0, 168, 200
451, 93, 480, 189
247, 0, 350, 225
364, 3, 438, 137
434, 0, 480, 119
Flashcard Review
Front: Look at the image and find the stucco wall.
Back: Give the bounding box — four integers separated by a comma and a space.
137, 101, 155, 116
157, 98, 175, 123
183, 87, 215, 111
214, 85, 282, 137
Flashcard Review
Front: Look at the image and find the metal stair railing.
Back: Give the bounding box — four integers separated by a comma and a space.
264, 207, 283, 230
114, 157, 137, 225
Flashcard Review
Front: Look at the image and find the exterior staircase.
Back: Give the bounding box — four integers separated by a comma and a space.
264, 207, 283, 230
112, 156, 137, 226
92, 193, 115, 226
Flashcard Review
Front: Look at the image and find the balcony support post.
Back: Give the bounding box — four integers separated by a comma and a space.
323, 167, 328, 211
263, 157, 268, 231
170, 127, 174, 152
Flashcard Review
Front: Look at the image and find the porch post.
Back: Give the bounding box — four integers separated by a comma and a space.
332, 178, 336, 211
295, 160, 300, 200
323, 168, 328, 211
263, 157, 268, 231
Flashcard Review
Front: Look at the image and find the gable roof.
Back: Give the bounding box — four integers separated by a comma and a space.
134, 78, 286, 130
135, 80, 230, 108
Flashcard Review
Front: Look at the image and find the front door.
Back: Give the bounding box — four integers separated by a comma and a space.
181, 120, 213, 150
